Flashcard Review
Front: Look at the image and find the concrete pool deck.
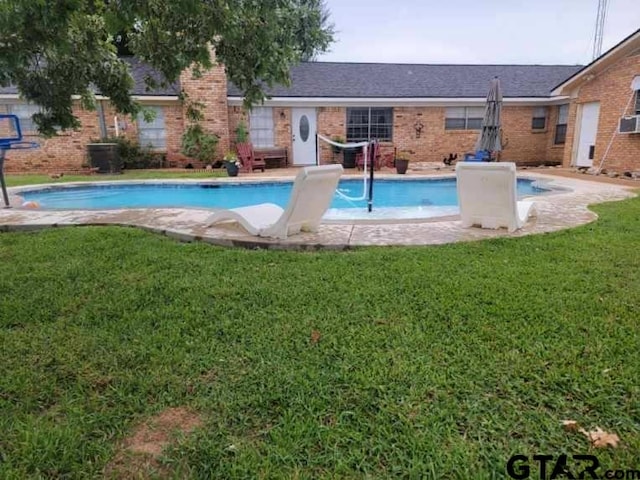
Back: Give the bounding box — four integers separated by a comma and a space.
1, 168, 636, 249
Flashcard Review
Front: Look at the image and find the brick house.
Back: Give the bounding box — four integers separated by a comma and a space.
1, 28, 638, 173
551, 28, 640, 173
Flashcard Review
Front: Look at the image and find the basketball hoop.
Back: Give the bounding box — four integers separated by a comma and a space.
0, 114, 40, 208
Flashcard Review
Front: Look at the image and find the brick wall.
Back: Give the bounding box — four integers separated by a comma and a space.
545, 105, 567, 163
561, 54, 640, 172
2, 101, 185, 172
274, 107, 292, 159
500, 106, 550, 163
178, 54, 230, 164
1, 102, 102, 173
310, 105, 559, 165
317, 107, 346, 164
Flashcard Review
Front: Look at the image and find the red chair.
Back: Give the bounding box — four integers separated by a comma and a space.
356, 142, 395, 170
236, 143, 266, 173
356, 142, 381, 170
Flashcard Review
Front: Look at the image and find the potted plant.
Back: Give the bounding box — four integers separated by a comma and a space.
395, 154, 410, 174
331, 136, 344, 153
223, 151, 242, 177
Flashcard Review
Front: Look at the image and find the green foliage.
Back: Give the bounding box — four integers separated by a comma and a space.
0, 1, 334, 136
181, 124, 219, 164
331, 136, 345, 154
235, 121, 248, 144
223, 151, 239, 163
0, 196, 639, 476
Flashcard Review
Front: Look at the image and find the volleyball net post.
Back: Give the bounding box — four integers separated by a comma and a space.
316, 134, 376, 211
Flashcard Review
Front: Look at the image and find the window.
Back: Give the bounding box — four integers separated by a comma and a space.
249, 107, 274, 147
444, 107, 484, 130
346, 107, 393, 142
635, 90, 640, 115
7, 103, 40, 133
137, 106, 166, 150
554, 104, 569, 145
531, 106, 547, 130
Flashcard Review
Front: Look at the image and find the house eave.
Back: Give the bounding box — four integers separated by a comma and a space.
551, 28, 640, 96
0, 94, 180, 103
227, 96, 571, 107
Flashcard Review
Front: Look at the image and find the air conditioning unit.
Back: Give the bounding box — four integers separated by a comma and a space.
619, 115, 640, 134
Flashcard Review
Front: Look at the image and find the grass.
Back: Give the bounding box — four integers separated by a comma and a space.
1, 196, 639, 479
4, 170, 224, 187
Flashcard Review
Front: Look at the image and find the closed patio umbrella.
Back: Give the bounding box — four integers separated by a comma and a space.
475, 77, 503, 156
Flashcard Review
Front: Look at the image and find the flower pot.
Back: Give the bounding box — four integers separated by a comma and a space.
225, 163, 239, 177
395, 158, 409, 174
342, 147, 358, 169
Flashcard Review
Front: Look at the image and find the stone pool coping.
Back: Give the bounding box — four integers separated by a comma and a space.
1, 172, 636, 249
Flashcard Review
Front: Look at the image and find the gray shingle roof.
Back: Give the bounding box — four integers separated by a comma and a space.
0, 57, 180, 96
227, 62, 582, 98
1, 60, 582, 99
120, 57, 180, 96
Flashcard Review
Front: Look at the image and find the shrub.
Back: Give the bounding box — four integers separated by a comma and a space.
235, 121, 248, 143
181, 124, 219, 165
331, 136, 345, 154
93, 136, 163, 169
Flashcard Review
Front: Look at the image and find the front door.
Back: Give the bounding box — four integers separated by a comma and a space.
292, 108, 317, 165
575, 102, 600, 167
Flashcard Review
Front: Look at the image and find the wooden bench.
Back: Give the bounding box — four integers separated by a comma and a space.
254, 147, 288, 169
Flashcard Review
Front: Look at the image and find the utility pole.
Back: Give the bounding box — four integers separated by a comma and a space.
592, 0, 609, 59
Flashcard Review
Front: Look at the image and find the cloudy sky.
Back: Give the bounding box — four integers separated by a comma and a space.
317, 0, 640, 65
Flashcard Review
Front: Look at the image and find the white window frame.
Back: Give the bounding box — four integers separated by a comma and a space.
137, 106, 166, 150
249, 107, 275, 147
445, 107, 484, 130
346, 107, 393, 142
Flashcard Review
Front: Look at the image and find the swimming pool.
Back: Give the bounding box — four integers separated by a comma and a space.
20, 177, 552, 220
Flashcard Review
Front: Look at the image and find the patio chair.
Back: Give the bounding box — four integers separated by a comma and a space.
236, 142, 266, 173
355, 143, 376, 170
455, 162, 536, 233
355, 142, 394, 170
206, 164, 343, 239
463, 150, 492, 162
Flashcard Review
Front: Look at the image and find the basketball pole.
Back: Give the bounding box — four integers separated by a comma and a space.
0, 149, 10, 208
367, 141, 374, 213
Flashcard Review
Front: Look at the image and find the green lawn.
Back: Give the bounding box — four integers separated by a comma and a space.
1, 197, 639, 479
4, 170, 224, 187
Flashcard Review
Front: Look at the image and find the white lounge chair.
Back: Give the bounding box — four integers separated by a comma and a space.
455, 162, 536, 233
206, 164, 344, 239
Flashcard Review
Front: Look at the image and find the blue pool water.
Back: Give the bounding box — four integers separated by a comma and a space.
21, 178, 549, 219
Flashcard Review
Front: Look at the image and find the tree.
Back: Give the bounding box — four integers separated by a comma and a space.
297, 0, 334, 61
0, 0, 334, 136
